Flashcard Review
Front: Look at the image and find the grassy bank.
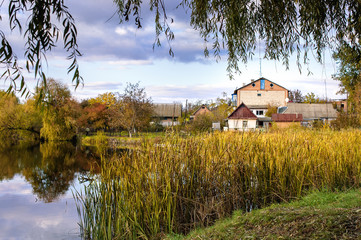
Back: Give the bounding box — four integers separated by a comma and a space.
81, 131, 165, 149
168, 189, 361, 239
75, 129, 361, 239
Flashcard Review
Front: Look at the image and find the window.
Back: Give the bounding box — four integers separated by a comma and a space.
252, 83, 256, 87
257, 93, 261, 96
243, 121, 248, 128
260, 79, 265, 89
256, 110, 264, 116
270, 83, 274, 87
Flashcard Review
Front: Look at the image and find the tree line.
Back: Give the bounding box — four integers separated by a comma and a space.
0, 79, 154, 144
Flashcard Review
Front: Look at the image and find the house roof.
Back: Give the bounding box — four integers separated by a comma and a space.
283, 103, 338, 119
272, 113, 303, 122
191, 104, 210, 116
228, 103, 257, 120
153, 103, 182, 117
234, 77, 289, 93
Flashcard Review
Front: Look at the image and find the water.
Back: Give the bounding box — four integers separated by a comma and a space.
0, 143, 99, 240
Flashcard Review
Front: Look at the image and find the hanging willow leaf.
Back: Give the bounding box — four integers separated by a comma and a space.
0, 0, 82, 100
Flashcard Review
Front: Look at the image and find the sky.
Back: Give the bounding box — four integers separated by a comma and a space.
1, 0, 344, 104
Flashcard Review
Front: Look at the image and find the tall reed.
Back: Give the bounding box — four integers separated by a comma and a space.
75, 129, 361, 239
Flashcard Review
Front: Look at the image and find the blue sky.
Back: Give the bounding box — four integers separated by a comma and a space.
1, 0, 343, 103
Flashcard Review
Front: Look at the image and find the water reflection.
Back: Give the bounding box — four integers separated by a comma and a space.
0, 142, 99, 202
0, 142, 100, 240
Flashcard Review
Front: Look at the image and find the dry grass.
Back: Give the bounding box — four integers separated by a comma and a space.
75, 129, 361, 239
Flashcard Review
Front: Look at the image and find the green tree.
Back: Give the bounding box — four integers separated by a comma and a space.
2, 1, 361, 93
118, 82, 154, 137
333, 43, 361, 112
1, 0, 81, 97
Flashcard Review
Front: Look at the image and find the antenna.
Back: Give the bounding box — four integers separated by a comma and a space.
259, 37, 262, 78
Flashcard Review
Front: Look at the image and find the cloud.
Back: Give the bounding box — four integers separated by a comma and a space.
146, 83, 234, 103
108, 60, 153, 66
79, 81, 123, 91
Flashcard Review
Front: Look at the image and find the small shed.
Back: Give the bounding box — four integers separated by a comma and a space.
153, 103, 182, 127
227, 103, 257, 131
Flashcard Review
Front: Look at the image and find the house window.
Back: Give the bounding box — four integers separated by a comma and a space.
243, 121, 248, 128
252, 83, 256, 87
270, 83, 274, 87
256, 110, 264, 116
260, 79, 265, 89
257, 93, 261, 96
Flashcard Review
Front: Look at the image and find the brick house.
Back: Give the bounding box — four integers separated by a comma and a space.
233, 77, 289, 118
190, 104, 211, 120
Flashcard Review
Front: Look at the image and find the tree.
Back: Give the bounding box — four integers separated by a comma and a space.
303, 92, 325, 103
88, 92, 117, 108
78, 102, 109, 131
37, 79, 80, 141
0, 90, 41, 144
118, 82, 154, 137
265, 105, 278, 117
2, 1, 361, 93
289, 89, 304, 103
333, 43, 361, 113
1, 0, 82, 97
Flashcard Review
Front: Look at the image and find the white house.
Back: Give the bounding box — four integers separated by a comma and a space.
227, 103, 257, 131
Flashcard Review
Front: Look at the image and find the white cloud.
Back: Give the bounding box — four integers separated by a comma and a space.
108, 60, 153, 66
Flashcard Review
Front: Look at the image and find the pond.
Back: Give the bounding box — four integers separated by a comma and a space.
0, 143, 100, 240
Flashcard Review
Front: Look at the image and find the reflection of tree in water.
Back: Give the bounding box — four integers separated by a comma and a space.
0, 144, 40, 181
0, 142, 99, 203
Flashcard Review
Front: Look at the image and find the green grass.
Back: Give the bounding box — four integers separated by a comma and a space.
167, 189, 361, 240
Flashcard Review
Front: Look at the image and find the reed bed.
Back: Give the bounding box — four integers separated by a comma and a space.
75, 129, 361, 239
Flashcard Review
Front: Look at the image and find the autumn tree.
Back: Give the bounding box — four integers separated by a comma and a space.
303, 92, 326, 103
208, 92, 233, 127
78, 102, 109, 131
88, 92, 117, 107
288, 89, 304, 103
38, 79, 80, 141
118, 82, 154, 137
0, 91, 42, 144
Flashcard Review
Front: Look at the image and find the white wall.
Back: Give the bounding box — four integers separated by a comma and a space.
238, 91, 287, 106
228, 119, 257, 131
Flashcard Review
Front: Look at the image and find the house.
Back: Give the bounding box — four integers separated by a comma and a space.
227, 103, 257, 131
332, 99, 348, 112
153, 103, 182, 127
190, 104, 211, 120
271, 113, 303, 128
233, 77, 289, 110
280, 103, 338, 124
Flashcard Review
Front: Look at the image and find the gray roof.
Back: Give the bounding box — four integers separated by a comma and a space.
284, 103, 338, 119
153, 103, 182, 117
246, 105, 268, 109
